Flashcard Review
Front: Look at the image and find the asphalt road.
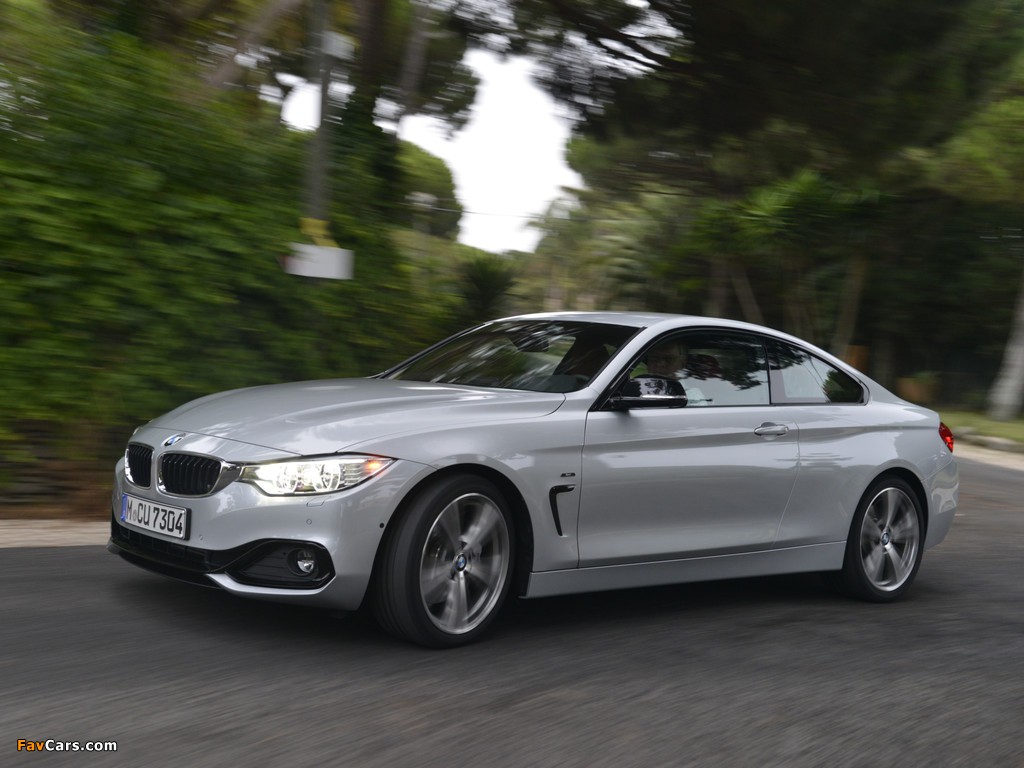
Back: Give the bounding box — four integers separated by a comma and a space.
2, 458, 1022, 768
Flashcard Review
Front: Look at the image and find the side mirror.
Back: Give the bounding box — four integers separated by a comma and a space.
608, 376, 689, 410
609, 394, 690, 410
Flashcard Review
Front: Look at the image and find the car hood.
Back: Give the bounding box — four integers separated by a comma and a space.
148, 378, 566, 456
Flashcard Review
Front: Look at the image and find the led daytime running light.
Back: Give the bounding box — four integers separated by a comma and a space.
241, 455, 393, 496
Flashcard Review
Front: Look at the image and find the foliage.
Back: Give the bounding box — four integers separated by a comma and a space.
462, 0, 1024, 175
518, 190, 695, 313
516, 0, 1024, 404
452, 252, 520, 327
396, 140, 463, 238
922, 51, 1024, 205
330, 91, 405, 226
939, 411, 1024, 444
42, 0, 480, 127
0, 7, 454, 470
3, 0, 1024, 482
917, 50, 1024, 419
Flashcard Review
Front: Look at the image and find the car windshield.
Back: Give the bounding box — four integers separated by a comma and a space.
384, 320, 640, 392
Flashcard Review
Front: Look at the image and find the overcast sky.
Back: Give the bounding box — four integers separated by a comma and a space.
283, 49, 581, 253
399, 50, 582, 253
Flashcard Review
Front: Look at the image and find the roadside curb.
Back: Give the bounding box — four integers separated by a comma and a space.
0, 520, 109, 548
950, 441, 1024, 472
956, 429, 1024, 454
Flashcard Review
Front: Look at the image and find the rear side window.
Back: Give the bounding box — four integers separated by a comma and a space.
768, 340, 864, 404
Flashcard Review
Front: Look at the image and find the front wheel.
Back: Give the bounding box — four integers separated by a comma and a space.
834, 476, 924, 602
372, 474, 514, 648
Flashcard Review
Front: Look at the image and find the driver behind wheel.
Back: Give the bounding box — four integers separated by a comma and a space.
646, 344, 684, 378
634, 342, 709, 403
629, 342, 685, 397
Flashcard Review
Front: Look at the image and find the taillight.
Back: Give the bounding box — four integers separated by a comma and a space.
939, 422, 954, 453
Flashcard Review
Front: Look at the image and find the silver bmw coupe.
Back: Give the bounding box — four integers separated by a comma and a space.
109, 312, 959, 647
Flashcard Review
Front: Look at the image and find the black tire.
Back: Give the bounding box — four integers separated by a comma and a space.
372, 474, 515, 648
832, 476, 924, 602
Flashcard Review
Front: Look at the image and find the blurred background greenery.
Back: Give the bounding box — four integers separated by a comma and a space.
1, 0, 1023, 507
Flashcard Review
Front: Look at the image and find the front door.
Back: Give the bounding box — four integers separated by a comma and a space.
577, 330, 799, 566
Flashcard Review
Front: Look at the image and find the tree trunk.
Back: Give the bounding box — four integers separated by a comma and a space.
987, 260, 1024, 420
874, 334, 895, 389
830, 251, 869, 360
353, 0, 391, 100
397, 0, 430, 120
205, 0, 305, 88
729, 263, 764, 325
704, 258, 729, 317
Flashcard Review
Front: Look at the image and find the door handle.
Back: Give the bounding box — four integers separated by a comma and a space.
754, 423, 789, 437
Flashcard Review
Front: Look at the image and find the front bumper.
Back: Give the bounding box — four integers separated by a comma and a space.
108, 520, 335, 590
108, 446, 433, 610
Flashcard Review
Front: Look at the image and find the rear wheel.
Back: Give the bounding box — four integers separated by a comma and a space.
373, 474, 514, 648
834, 476, 924, 601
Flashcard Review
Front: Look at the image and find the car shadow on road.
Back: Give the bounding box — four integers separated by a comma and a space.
113, 565, 851, 651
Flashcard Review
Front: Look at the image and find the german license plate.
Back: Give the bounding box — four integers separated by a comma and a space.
121, 494, 189, 540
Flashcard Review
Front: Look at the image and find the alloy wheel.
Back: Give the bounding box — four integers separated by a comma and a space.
858, 486, 921, 592
418, 493, 511, 634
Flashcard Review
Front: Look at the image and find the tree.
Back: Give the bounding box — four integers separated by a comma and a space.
922, 52, 1024, 419
511, 0, 1024, 399
987, 261, 1024, 420
453, 252, 520, 327
459, 1, 1024, 174
0, 6, 452, 475
397, 140, 463, 238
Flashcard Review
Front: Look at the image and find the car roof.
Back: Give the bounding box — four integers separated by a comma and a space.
495, 310, 770, 334
495, 311, 691, 328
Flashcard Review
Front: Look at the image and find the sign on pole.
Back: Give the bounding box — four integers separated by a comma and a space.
285, 243, 354, 280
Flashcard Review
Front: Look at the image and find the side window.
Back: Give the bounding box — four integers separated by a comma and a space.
768, 340, 864, 404
628, 331, 770, 406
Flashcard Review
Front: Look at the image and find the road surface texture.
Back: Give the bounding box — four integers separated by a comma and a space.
2, 450, 1022, 767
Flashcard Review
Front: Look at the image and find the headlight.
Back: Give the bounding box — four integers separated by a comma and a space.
240, 455, 394, 496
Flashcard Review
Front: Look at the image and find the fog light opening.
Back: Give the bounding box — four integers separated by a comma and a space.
288, 548, 319, 577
